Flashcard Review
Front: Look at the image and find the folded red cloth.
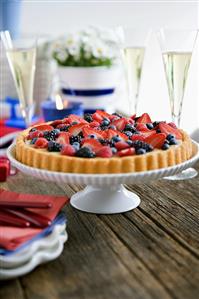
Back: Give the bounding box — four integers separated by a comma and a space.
0, 189, 69, 250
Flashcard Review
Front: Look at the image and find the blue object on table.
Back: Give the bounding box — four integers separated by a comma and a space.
41, 99, 83, 121
5, 97, 40, 129
0, 0, 22, 39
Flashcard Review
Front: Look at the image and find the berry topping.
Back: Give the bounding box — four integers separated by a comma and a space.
159, 123, 182, 140
76, 147, 95, 158
136, 123, 150, 132
72, 142, 80, 151
124, 124, 137, 133
146, 123, 154, 130
137, 113, 152, 124
56, 132, 70, 146
97, 146, 113, 158
33, 124, 54, 131
57, 124, 71, 131
169, 138, 178, 145
115, 141, 130, 151
34, 138, 48, 149
162, 143, 170, 150
89, 121, 100, 128
168, 122, 177, 129
84, 113, 93, 123
61, 144, 76, 156
118, 148, 136, 157
68, 114, 88, 124
145, 133, 166, 149
69, 123, 88, 136
29, 130, 44, 139
112, 118, 128, 131
93, 111, 103, 122
48, 141, 61, 152
82, 138, 102, 153
82, 127, 104, 139
136, 148, 146, 155
166, 134, 175, 141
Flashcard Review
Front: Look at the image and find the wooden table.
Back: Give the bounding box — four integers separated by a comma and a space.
0, 162, 199, 299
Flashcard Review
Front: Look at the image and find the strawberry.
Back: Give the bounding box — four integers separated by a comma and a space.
93, 111, 103, 122
145, 133, 166, 149
97, 146, 113, 158
29, 130, 44, 139
51, 119, 63, 127
82, 127, 104, 139
61, 144, 76, 156
118, 148, 135, 157
96, 110, 113, 120
130, 114, 136, 120
137, 113, 152, 124
34, 138, 48, 149
159, 123, 182, 139
33, 124, 54, 131
68, 114, 88, 124
115, 141, 130, 150
69, 123, 88, 136
82, 139, 102, 153
136, 123, 150, 132
168, 122, 177, 129
131, 135, 145, 142
56, 132, 70, 146
112, 118, 128, 130
89, 121, 100, 128
140, 130, 156, 140
56, 124, 69, 130
106, 129, 128, 141
127, 118, 135, 125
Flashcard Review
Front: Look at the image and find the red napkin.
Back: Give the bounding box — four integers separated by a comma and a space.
0, 189, 69, 250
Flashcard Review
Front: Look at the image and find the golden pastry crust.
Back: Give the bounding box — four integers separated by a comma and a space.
15, 128, 193, 174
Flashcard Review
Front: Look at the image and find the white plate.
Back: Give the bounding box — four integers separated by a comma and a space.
0, 231, 68, 280
7, 142, 199, 214
0, 224, 66, 269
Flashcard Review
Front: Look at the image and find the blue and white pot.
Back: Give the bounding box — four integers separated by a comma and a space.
57, 66, 121, 113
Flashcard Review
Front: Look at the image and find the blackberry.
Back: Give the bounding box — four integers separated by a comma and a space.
48, 141, 61, 152
70, 135, 81, 144
131, 140, 153, 152
84, 113, 93, 123
30, 138, 37, 144
124, 124, 137, 133
59, 125, 70, 132
76, 147, 95, 158
99, 138, 107, 145
43, 129, 60, 141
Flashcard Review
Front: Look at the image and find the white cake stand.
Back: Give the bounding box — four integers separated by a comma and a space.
7, 142, 199, 214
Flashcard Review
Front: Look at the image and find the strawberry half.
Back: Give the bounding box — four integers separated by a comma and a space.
82, 139, 102, 153
168, 122, 178, 129
140, 130, 156, 140
118, 148, 135, 157
112, 118, 128, 130
106, 129, 128, 141
137, 113, 152, 124
61, 144, 76, 156
56, 132, 70, 146
28, 130, 44, 139
33, 124, 54, 131
82, 127, 104, 139
89, 121, 100, 128
136, 123, 150, 132
34, 138, 48, 149
51, 119, 63, 127
96, 110, 114, 121
145, 133, 166, 149
97, 146, 113, 158
131, 135, 145, 142
159, 123, 182, 139
115, 141, 130, 150
68, 114, 88, 124
69, 123, 88, 136
92, 111, 103, 122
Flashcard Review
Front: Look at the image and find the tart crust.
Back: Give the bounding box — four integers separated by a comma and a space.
15, 128, 194, 174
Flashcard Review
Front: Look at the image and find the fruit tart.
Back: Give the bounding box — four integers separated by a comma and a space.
16, 111, 194, 174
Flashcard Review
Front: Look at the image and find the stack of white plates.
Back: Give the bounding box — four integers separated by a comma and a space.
0, 214, 67, 280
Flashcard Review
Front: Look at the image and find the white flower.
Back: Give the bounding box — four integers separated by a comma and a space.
56, 49, 68, 62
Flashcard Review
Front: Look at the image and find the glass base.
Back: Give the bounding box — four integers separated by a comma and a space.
163, 168, 198, 181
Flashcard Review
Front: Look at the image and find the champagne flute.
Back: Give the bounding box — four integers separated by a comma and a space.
157, 28, 198, 180
1, 31, 37, 128
119, 27, 150, 115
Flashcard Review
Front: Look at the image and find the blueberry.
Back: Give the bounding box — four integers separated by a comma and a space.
169, 138, 178, 145
48, 141, 61, 152
124, 131, 133, 137
71, 121, 78, 125
162, 143, 170, 150
112, 135, 121, 142
153, 121, 160, 127
146, 123, 154, 130
124, 124, 136, 133
127, 140, 133, 146
111, 147, 117, 154
30, 138, 37, 144
72, 142, 80, 150
88, 134, 97, 139
109, 125, 116, 130
84, 113, 93, 123
166, 134, 175, 141
76, 147, 95, 158
99, 138, 107, 145
136, 148, 146, 155
156, 129, 161, 133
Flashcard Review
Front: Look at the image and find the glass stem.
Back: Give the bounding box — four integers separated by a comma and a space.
172, 114, 181, 128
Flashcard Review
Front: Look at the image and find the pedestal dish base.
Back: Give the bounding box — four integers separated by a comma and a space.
70, 185, 140, 214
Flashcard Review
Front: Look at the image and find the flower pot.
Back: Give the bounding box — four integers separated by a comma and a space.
57, 66, 121, 113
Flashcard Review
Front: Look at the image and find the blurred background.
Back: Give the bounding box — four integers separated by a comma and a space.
0, 1, 198, 138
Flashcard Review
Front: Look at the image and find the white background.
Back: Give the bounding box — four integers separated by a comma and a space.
20, 1, 199, 136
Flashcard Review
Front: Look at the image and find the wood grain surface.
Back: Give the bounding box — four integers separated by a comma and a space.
0, 162, 199, 299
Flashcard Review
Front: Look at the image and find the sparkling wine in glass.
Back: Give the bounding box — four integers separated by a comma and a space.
157, 28, 198, 180
120, 28, 150, 115
6, 38, 37, 127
